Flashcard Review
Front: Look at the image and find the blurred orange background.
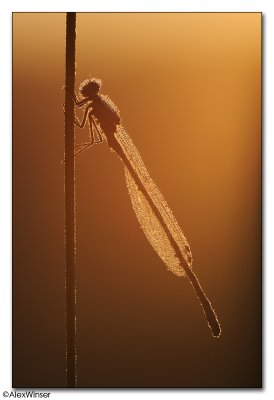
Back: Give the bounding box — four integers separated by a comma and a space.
13, 13, 261, 387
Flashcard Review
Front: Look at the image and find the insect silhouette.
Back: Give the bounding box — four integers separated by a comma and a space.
72, 77, 221, 338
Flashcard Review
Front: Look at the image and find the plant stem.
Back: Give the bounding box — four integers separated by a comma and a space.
64, 12, 77, 388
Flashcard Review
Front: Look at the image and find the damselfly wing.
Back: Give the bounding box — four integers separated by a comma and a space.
116, 125, 191, 277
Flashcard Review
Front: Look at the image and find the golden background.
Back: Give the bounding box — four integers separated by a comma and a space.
13, 13, 261, 387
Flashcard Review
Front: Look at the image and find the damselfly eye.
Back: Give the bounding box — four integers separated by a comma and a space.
80, 78, 102, 98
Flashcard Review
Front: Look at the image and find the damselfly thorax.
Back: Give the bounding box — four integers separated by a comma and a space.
73, 93, 121, 154
72, 78, 221, 338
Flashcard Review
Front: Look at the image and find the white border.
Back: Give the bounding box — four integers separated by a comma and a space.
1, 1, 273, 399
0, 0, 267, 12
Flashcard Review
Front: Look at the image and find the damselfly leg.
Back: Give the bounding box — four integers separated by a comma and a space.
73, 111, 103, 158
61, 114, 102, 163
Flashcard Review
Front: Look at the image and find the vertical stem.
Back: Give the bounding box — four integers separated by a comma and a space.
64, 12, 77, 388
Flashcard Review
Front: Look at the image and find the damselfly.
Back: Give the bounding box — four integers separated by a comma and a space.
73, 78, 221, 338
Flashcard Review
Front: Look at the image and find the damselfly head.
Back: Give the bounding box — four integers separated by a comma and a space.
80, 77, 102, 99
